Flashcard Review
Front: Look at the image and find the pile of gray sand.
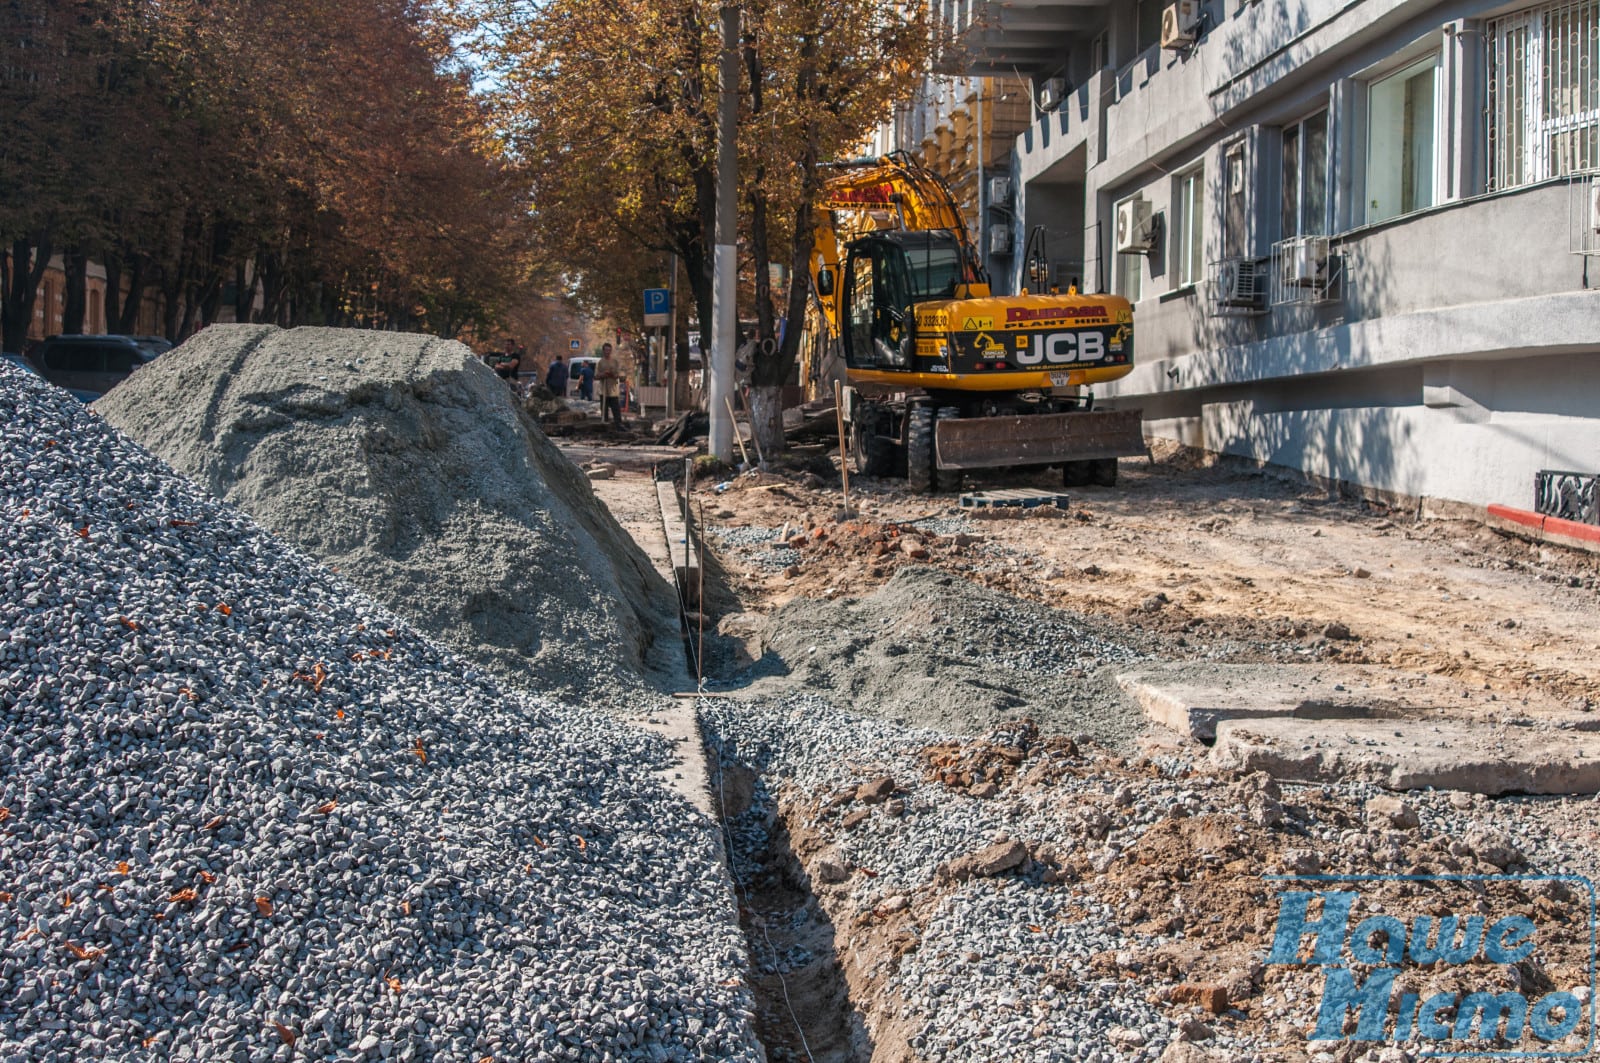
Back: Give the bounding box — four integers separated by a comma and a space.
97, 325, 672, 703
722, 565, 1158, 745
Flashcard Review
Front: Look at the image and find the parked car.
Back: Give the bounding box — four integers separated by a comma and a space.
2, 352, 41, 378
29, 334, 160, 401
129, 335, 174, 358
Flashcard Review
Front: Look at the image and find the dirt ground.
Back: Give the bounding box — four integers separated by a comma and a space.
676, 439, 1600, 1062
695, 440, 1600, 711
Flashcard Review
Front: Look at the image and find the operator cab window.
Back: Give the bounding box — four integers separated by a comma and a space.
846, 253, 877, 368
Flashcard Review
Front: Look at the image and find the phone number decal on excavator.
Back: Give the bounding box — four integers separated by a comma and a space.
947, 324, 1131, 372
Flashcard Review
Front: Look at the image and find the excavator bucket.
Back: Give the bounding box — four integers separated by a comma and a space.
934, 409, 1147, 470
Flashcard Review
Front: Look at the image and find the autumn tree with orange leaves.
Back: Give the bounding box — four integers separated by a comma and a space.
453, 0, 930, 450
0, 0, 545, 347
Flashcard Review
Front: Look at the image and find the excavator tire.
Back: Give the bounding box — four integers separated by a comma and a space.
932, 407, 963, 493
851, 408, 898, 478
905, 406, 935, 493
1062, 461, 1092, 488
1089, 457, 1119, 487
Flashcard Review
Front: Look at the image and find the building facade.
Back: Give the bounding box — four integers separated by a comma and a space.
925, 0, 1600, 513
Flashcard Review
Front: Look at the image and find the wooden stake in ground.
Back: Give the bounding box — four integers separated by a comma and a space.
833, 379, 852, 516
724, 396, 752, 468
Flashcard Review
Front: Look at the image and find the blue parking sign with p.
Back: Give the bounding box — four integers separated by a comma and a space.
643, 288, 671, 326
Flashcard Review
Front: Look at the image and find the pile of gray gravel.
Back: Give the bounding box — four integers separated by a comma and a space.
727, 565, 1157, 744
0, 361, 759, 1060
95, 325, 673, 703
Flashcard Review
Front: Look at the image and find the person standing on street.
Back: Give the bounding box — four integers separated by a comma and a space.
545, 355, 569, 397
597, 343, 623, 428
578, 358, 595, 401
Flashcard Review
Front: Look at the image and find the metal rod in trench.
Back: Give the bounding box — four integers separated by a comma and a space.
724, 395, 752, 468
833, 379, 851, 516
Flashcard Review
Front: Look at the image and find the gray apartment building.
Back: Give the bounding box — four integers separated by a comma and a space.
901, 0, 1600, 514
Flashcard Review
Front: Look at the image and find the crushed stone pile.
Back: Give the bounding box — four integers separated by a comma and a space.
721, 565, 1158, 745
703, 693, 1599, 1062
96, 325, 674, 703
0, 362, 760, 1060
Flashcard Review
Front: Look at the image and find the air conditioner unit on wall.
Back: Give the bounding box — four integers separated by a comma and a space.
1161, 1, 1201, 50
1115, 199, 1158, 254
988, 175, 1012, 204
1282, 235, 1330, 287
1590, 175, 1600, 233
1214, 258, 1266, 311
1036, 77, 1068, 113
989, 226, 1012, 256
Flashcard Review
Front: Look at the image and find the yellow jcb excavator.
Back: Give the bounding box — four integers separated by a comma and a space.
807, 151, 1145, 490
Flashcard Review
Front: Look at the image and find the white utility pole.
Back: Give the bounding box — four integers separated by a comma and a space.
666, 254, 679, 417
707, 3, 740, 462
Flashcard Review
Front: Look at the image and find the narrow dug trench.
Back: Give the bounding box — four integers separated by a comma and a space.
711, 760, 873, 1062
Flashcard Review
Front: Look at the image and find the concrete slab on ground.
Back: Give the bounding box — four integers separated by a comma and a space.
1117, 664, 1398, 742
1210, 716, 1600, 794
587, 473, 715, 824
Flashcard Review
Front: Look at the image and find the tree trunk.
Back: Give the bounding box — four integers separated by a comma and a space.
116, 255, 146, 334
748, 384, 784, 459
104, 253, 122, 332
3, 234, 52, 353
61, 247, 88, 334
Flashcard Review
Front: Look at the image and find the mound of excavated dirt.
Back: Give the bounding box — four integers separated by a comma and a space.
97, 324, 675, 702
721, 565, 1162, 744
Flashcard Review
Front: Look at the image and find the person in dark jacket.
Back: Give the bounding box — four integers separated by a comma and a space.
577, 359, 596, 400
545, 356, 569, 396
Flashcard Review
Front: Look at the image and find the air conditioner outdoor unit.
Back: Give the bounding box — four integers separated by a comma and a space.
1161, 1, 1201, 49
1036, 77, 1068, 113
989, 226, 1012, 255
1214, 258, 1266, 310
1282, 235, 1330, 287
988, 175, 1012, 204
1114, 199, 1158, 255
1589, 175, 1600, 233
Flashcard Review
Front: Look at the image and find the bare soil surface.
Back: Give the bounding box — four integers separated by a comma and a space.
676, 440, 1600, 1062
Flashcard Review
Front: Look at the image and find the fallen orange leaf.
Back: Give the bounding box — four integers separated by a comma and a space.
198, 871, 216, 884
0, 892, 12, 903
78, 526, 89, 538
64, 942, 104, 961
202, 816, 224, 831
1028, 924, 1043, 933
119, 617, 138, 630
142, 1036, 157, 1047
97, 883, 117, 893
218, 603, 232, 616
169, 519, 197, 527
574, 835, 587, 852
151, 913, 166, 921
254, 897, 273, 916
169, 888, 197, 903
116, 861, 130, 874
273, 1022, 296, 1046
336, 709, 345, 720
385, 975, 402, 993
61, 893, 72, 907
401, 900, 411, 916
315, 800, 337, 814
0, 807, 10, 824
413, 739, 427, 763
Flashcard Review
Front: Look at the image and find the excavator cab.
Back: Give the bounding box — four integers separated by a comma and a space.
839, 231, 965, 371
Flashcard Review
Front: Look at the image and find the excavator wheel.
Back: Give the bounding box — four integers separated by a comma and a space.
1089, 457, 1119, 487
932, 407, 963, 493
905, 405, 935, 493
851, 408, 898, 478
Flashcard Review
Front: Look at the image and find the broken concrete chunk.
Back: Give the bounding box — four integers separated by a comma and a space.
1322, 621, 1353, 640
840, 809, 870, 830
1281, 848, 1321, 875
1170, 982, 1229, 1014
856, 776, 897, 804
1364, 795, 1420, 830
943, 839, 1028, 882
813, 857, 849, 885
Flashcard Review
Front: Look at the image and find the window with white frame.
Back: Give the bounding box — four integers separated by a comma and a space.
1114, 196, 1143, 302
1281, 110, 1329, 237
1173, 165, 1205, 287
1366, 58, 1438, 223
1488, 0, 1600, 189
